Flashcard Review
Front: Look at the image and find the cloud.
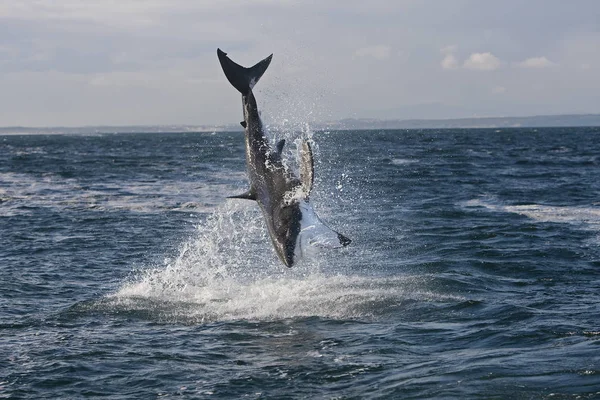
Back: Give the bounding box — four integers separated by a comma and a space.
354, 45, 391, 60
515, 56, 557, 68
441, 54, 459, 69
1, 0, 600, 126
440, 45, 459, 69
463, 52, 501, 70
440, 45, 457, 54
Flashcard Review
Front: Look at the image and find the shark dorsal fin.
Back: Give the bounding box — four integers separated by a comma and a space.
240, 121, 247, 128
300, 140, 314, 197
227, 190, 256, 201
276, 139, 285, 155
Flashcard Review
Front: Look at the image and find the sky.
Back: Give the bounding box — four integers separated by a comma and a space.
1, 0, 599, 127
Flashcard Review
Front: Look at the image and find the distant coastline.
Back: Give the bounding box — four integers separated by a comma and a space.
2, 113, 600, 135
319, 113, 600, 130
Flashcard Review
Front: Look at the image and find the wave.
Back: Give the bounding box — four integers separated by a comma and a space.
0, 171, 242, 215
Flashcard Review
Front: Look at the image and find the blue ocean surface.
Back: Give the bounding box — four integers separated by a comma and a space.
1, 127, 600, 398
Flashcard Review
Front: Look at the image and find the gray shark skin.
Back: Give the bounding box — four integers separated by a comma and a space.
217, 48, 350, 267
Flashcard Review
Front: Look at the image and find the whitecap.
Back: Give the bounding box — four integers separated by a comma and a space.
463, 198, 600, 236
391, 158, 417, 166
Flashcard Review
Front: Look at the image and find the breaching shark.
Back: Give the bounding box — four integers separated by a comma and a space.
217, 48, 351, 267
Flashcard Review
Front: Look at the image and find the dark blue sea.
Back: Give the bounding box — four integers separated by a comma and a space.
1, 127, 600, 399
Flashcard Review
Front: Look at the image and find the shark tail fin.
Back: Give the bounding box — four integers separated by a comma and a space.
217, 48, 273, 94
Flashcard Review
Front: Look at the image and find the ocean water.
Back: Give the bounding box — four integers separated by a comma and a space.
1, 127, 600, 398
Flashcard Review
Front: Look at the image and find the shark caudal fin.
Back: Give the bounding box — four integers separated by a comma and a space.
217, 48, 273, 94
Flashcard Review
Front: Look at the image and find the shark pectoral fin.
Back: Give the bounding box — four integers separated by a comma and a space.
240, 121, 247, 128
227, 190, 256, 201
337, 233, 352, 247
276, 139, 285, 156
300, 140, 314, 196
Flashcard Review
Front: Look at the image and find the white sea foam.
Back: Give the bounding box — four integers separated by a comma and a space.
112, 202, 459, 323
114, 270, 446, 323
391, 158, 417, 166
464, 198, 600, 238
501, 204, 600, 226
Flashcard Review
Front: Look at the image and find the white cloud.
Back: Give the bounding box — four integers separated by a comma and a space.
441, 54, 459, 69
440, 45, 457, 54
354, 45, 391, 60
515, 56, 557, 68
440, 45, 459, 69
463, 52, 501, 71
492, 86, 506, 94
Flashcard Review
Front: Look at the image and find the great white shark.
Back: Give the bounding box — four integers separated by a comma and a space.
217, 48, 351, 267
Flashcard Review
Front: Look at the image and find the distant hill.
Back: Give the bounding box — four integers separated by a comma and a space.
0, 124, 240, 135
2, 114, 599, 135
316, 114, 600, 130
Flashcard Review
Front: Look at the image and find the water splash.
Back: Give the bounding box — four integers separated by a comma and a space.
106, 61, 454, 323
111, 201, 455, 323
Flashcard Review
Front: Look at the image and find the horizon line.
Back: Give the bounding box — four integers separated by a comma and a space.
1, 112, 600, 131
